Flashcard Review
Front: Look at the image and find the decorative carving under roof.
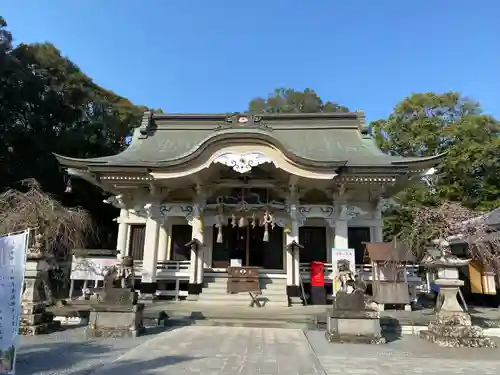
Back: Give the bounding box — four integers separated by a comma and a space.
213, 152, 272, 174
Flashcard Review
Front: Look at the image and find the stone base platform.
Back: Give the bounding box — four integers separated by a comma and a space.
419, 330, 495, 348
19, 303, 62, 336
420, 311, 497, 348
325, 309, 385, 345
87, 303, 145, 339
325, 331, 386, 344
19, 320, 61, 336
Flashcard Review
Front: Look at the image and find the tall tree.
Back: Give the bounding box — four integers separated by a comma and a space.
0, 15, 157, 248
249, 88, 349, 113
372, 92, 500, 237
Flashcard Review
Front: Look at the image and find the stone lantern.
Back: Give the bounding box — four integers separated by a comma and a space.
419, 240, 495, 347
20, 234, 60, 335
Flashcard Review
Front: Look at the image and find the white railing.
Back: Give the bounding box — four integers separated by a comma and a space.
299, 263, 422, 285
133, 260, 190, 278
134, 260, 191, 300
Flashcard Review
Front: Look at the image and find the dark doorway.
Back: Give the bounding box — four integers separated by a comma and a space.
212, 225, 244, 268
348, 227, 371, 264
248, 226, 283, 269
170, 225, 193, 261
211, 224, 283, 269
129, 224, 145, 261
299, 226, 327, 263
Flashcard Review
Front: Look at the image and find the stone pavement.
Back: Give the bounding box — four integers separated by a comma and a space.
17, 327, 152, 375
18, 326, 500, 375
307, 330, 500, 375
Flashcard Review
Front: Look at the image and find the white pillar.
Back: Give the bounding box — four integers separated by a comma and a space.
373, 205, 384, 242
326, 222, 334, 263
334, 219, 348, 249
285, 231, 294, 285
189, 243, 197, 284
125, 225, 131, 256
189, 203, 204, 286
373, 224, 383, 242
285, 201, 299, 286
116, 209, 129, 258
142, 214, 160, 284
157, 219, 169, 262
292, 220, 300, 286
196, 247, 204, 284
203, 225, 213, 268
333, 204, 349, 249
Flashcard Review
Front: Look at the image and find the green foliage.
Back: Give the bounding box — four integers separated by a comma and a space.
372, 92, 500, 236
249, 88, 349, 113
0, 16, 157, 248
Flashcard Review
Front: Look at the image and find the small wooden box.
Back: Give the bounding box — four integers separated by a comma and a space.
227, 267, 260, 294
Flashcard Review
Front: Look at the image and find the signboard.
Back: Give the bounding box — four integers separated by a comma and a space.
330, 247, 355, 296
70, 256, 118, 281
230, 259, 242, 267
0, 230, 30, 375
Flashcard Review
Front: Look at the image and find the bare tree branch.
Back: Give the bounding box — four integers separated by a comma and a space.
0, 179, 94, 258
398, 201, 500, 270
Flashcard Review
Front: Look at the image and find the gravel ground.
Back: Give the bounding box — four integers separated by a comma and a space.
17, 326, 158, 375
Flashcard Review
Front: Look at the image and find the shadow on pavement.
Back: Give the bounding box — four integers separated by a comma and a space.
380, 316, 402, 342
16, 325, 185, 375
17, 338, 197, 375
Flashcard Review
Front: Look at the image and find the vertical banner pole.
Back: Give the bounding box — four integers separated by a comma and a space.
0, 228, 31, 375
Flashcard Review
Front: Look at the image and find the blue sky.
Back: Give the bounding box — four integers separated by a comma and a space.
2, 1, 499, 123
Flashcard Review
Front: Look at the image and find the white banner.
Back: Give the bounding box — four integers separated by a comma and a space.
331, 247, 356, 296
0, 230, 30, 375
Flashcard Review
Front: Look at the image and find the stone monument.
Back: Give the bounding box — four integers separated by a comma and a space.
419, 240, 496, 348
325, 262, 385, 344
19, 234, 61, 335
87, 255, 145, 338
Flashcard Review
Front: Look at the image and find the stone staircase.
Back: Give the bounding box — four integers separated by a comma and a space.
197, 275, 290, 307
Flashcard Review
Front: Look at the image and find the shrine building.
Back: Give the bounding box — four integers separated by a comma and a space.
56, 111, 443, 306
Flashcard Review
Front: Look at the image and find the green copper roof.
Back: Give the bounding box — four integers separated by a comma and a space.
55, 112, 444, 170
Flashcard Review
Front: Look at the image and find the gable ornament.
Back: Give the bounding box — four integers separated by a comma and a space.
213, 152, 272, 174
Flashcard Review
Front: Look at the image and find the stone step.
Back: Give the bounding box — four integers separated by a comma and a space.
204, 277, 287, 286
198, 293, 289, 302
200, 294, 288, 302
203, 288, 286, 295
203, 282, 286, 289
191, 318, 308, 329
194, 299, 289, 307
203, 281, 286, 291
164, 317, 312, 330
204, 278, 287, 284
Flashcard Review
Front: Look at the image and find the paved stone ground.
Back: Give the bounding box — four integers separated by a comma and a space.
307, 330, 500, 375
18, 326, 500, 375
17, 326, 153, 375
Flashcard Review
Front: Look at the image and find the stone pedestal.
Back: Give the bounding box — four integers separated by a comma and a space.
420, 276, 496, 348
87, 289, 144, 338
20, 257, 61, 335
325, 290, 385, 344
87, 303, 145, 338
